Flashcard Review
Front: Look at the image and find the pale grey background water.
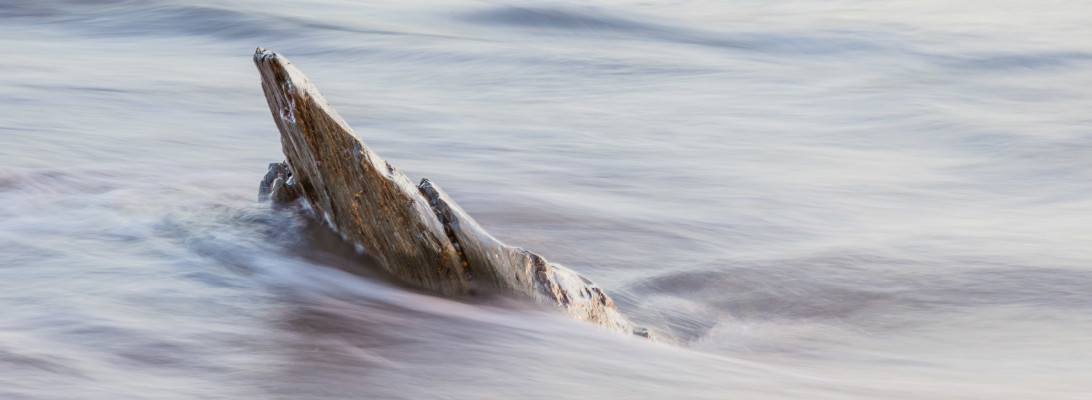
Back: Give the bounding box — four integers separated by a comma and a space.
2, 0, 1091, 399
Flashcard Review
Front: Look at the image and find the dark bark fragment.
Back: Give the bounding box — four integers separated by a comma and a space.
259, 162, 301, 203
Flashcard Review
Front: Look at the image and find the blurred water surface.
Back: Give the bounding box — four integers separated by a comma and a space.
2, 0, 1091, 398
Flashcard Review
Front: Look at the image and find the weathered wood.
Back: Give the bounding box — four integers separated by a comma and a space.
254, 48, 634, 332
418, 179, 629, 330
258, 161, 300, 203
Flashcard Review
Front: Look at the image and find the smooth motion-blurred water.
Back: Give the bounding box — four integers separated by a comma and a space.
2, 0, 1091, 398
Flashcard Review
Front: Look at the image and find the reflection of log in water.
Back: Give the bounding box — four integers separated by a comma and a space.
253, 48, 641, 335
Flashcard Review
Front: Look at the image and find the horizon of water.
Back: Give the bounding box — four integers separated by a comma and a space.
2, 1, 1091, 399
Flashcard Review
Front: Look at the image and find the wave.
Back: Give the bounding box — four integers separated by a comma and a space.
621, 253, 1092, 345
0, 0, 401, 42
458, 5, 909, 55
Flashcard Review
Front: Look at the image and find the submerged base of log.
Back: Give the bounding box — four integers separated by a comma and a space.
253, 47, 638, 334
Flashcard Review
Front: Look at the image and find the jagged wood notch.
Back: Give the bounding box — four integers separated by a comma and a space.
254, 48, 638, 334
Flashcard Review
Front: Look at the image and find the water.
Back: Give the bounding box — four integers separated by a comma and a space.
2, 0, 1091, 398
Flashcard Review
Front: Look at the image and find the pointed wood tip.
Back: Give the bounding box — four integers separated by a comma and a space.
254, 47, 277, 63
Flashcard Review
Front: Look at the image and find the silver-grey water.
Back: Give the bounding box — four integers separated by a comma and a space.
2, 0, 1090, 398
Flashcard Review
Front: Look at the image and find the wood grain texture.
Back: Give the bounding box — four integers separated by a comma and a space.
254, 48, 634, 332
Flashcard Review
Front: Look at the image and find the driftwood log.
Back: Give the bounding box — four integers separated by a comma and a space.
254, 48, 638, 334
